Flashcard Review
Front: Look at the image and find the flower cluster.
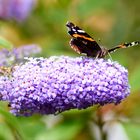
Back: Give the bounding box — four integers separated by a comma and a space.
2, 56, 130, 116
0, 49, 12, 66
0, 44, 41, 66
0, 0, 35, 21
12, 44, 41, 63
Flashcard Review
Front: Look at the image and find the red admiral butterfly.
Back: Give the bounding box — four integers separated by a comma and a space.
66, 21, 139, 58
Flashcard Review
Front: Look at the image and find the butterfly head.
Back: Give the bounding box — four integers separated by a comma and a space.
66, 21, 76, 36
66, 21, 75, 29
66, 21, 86, 37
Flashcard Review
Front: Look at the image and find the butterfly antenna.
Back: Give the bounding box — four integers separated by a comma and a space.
108, 41, 140, 53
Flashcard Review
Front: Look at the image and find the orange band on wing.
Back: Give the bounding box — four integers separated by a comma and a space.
119, 44, 127, 48
73, 34, 95, 42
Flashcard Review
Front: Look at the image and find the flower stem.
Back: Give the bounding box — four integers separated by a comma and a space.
96, 107, 107, 140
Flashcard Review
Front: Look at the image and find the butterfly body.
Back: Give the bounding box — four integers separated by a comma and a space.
66, 21, 139, 58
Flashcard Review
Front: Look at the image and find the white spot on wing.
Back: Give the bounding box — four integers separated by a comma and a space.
131, 42, 136, 46
72, 28, 76, 32
77, 29, 85, 33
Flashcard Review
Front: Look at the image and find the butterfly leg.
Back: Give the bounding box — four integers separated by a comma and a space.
95, 53, 99, 59
108, 52, 113, 61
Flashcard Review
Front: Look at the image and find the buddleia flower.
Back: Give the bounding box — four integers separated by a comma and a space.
0, 44, 41, 66
0, 67, 12, 101
0, 0, 35, 21
4, 56, 130, 116
12, 44, 41, 63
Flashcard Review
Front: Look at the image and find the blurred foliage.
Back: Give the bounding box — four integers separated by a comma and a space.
0, 0, 140, 140
124, 122, 140, 140
0, 37, 13, 49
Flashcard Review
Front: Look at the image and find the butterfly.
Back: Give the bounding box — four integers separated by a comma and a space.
66, 21, 140, 58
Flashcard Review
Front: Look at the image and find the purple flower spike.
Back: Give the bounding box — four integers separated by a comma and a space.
0, 0, 35, 21
0, 44, 41, 66
13, 44, 41, 62
7, 56, 130, 116
0, 76, 12, 101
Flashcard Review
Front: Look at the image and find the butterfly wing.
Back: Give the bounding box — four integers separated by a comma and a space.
108, 41, 140, 53
66, 21, 102, 57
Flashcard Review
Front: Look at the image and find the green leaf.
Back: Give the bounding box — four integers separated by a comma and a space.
35, 120, 83, 140
0, 37, 13, 49
0, 107, 26, 140
17, 115, 46, 139
124, 122, 140, 140
0, 124, 14, 140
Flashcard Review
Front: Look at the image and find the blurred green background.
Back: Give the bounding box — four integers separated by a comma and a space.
0, 0, 140, 140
